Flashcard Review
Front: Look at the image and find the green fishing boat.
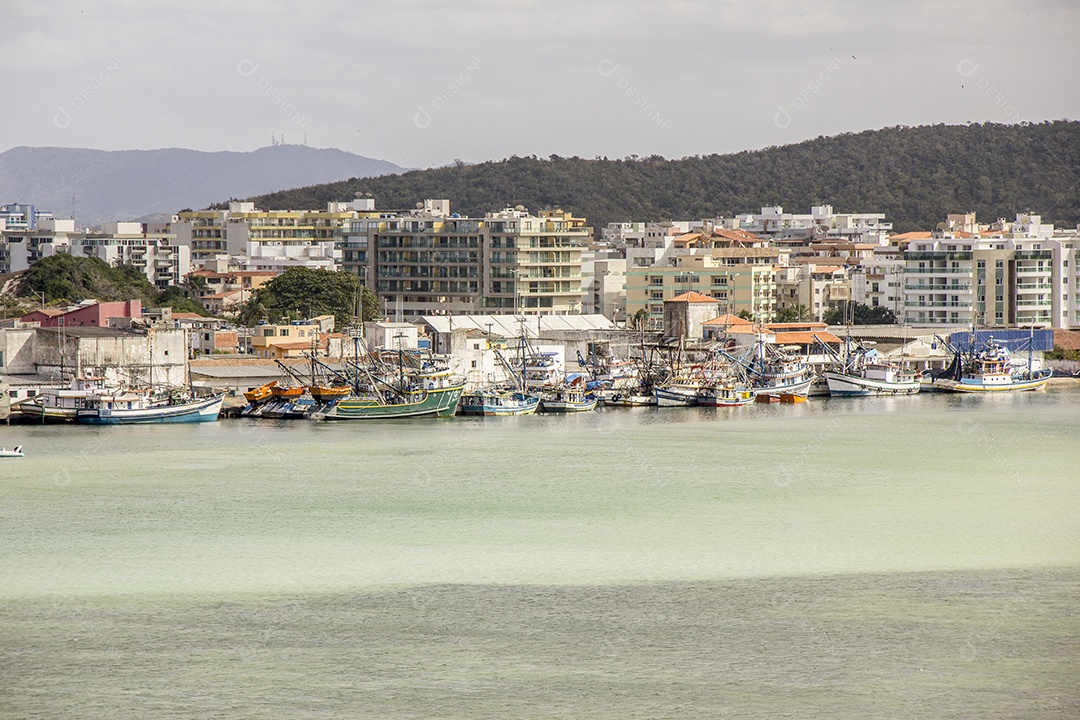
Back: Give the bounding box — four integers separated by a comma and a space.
319, 368, 465, 420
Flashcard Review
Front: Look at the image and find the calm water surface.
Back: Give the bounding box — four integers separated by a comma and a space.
1, 389, 1079, 718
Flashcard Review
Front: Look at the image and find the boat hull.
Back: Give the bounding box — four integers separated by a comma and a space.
322, 385, 465, 420
697, 389, 756, 407
932, 375, 1050, 393
539, 396, 598, 413
654, 387, 700, 407
9, 403, 79, 423
752, 377, 813, 400
825, 371, 921, 397
77, 394, 225, 424
603, 393, 656, 407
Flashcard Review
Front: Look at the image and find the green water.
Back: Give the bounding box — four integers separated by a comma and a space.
1, 390, 1079, 717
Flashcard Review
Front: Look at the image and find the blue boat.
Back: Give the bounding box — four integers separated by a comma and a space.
458, 389, 540, 416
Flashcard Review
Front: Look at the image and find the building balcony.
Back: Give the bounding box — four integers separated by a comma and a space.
904, 301, 973, 308
904, 283, 972, 291
903, 267, 970, 274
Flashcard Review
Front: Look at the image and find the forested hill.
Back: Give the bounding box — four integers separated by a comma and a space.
247, 122, 1080, 233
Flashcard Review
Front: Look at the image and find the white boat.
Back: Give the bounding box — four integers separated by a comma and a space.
458, 389, 540, 416
76, 391, 225, 424
697, 385, 756, 407
653, 382, 701, 407
0, 446, 24, 458
539, 390, 598, 413
740, 338, 814, 401
826, 365, 921, 396
926, 340, 1051, 393
10, 376, 114, 423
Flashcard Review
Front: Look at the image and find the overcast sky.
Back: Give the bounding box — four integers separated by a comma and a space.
4, 0, 1078, 169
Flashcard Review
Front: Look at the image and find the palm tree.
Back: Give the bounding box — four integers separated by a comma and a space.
236, 294, 268, 327
183, 273, 209, 297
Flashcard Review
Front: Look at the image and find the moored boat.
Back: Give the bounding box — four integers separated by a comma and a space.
320, 367, 465, 420
825, 367, 920, 396
76, 392, 225, 424
539, 388, 598, 413
697, 385, 756, 407
653, 383, 701, 407
926, 339, 1051, 393
10, 376, 114, 423
458, 389, 540, 416
244, 381, 278, 404
0, 446, 24, 458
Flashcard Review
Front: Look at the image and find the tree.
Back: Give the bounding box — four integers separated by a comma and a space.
823, 301, 898, 325
236, 292, 269, 327
18, 254, 158, 304
776, 304, 811, 323
258, 268, 378, 327
156, 285, 209, 316
737, 309, 753, 320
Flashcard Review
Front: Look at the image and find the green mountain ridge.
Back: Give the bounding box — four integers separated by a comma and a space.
245, 122, 1080, 234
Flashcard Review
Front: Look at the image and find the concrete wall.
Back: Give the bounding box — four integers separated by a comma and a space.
28, 328, 188, 387
0, 329, 37, 374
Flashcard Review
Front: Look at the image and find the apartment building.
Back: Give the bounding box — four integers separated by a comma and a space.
722, 205, 892, 245
902, 214, 1079, 328
172, 200, 378, 269
774, 263, 851, 321
342, 203, 591, 320
78, 222, 190, 289
0, 218, 78, 274
626, 229, 784, 326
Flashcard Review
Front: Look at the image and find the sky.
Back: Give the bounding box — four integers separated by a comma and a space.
3, 0, 1079, 169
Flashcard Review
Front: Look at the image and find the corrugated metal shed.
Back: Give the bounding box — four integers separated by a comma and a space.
947, 329, 1054, 352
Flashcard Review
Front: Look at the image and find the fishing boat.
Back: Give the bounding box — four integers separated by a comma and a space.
458, 389, 540, 416
243, 381, 278, 404
826, 363, 921, 397
309, 384, 351, 403
321, 366, 465, 420
76, 391, 225, 424
539, 386, 598, 413
697, 385, 756, 407
742, 342, 814, 402
926, 337, 1051, 393
457, 338, 542, 417
653, 380, 702, 407
10, 376, 114, 423
0, 446, 24, 458
602, 390, 656, 407
817, 332, 920, 397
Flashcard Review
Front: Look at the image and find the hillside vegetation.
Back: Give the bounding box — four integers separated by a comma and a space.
248, 122, 1080, 233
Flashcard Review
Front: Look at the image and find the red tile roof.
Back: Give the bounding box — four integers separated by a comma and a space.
667, 291, 718, 304
774, 331, 840, 345
703, 314, 752, 326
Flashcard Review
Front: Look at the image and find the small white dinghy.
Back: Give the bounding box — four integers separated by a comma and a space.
0, 445, 24, 458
